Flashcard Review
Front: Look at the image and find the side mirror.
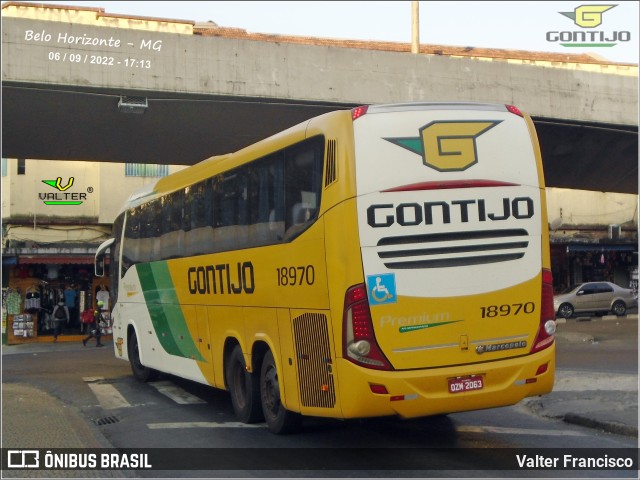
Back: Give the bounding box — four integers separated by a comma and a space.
95, 258, 105, 277
95, 238, 115, 278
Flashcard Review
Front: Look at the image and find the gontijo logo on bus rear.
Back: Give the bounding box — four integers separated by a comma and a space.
384, 121, 501, 172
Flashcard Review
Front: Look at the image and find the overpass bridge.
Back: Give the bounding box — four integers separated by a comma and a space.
1, 2, 638, 194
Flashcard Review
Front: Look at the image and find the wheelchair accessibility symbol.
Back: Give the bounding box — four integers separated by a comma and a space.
367, 273, 397, 305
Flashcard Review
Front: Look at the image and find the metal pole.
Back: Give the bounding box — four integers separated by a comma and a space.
411, 0, 420, 54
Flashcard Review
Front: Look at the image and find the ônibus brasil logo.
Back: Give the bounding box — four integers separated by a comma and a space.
40, 177, 92, 205
547, 4, 631, 49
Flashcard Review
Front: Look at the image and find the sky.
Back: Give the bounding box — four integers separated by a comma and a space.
9, 1, 640, 64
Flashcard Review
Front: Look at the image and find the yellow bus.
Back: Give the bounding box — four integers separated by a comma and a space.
95, 102, 556, 434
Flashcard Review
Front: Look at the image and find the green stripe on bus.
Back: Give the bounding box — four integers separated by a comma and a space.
137, 263, 181, 356
148, 262, 205, 362
137, 263, 204, 362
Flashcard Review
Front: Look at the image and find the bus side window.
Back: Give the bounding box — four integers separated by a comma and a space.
186, 181, 211, 256
111, 214, 123, 295
150, 200, 162, 260
283, 137, 323, 240
269, 155, 285, 241
161, 191, 184, 259
291, 202, 316, 225
183, 186, 192, 232
122, 207, 140, 274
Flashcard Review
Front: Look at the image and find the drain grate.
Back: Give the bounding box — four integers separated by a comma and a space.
93, 415, 120, 426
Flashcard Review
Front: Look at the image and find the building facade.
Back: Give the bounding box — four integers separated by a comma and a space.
546, 188, 638, 294
1, 158, 186, 343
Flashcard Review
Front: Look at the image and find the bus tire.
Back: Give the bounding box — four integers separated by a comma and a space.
226, 345, 263, 424
260, 350, 302, 434
128, 329, 159, 382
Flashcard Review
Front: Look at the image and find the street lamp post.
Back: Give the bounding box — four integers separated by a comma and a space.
411, 0, 420, 54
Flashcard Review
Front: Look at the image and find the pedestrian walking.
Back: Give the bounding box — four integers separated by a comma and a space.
51, 301, 68, 342
82, 301, 105, 347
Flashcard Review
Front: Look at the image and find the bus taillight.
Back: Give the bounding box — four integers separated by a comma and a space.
343, 284, 393, 371
531, 269, 556, 354
351, 106, 369, 120
506, 104, 524, 117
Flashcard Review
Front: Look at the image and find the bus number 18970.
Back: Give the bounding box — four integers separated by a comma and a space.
480, 302, 535, 318
276, 265, 315, 286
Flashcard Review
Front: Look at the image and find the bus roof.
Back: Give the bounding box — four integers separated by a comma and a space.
366, 102, 510, 114
153, 153, 232, 195
120, 153, 232, 212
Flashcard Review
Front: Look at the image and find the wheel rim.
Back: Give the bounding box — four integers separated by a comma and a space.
560, 304, 572, 318
262, 365, 280, 417
613, 302, 626, 315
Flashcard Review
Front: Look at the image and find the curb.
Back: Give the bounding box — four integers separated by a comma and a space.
554, 314, 637, 323
563, 413, 639, 438
603, 314, 637, 321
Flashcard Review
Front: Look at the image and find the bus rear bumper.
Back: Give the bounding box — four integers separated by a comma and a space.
332, 344, 555, 419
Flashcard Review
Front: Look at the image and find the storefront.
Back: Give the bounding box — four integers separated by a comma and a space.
550, 242, 638, 293
2, 255, 111, 345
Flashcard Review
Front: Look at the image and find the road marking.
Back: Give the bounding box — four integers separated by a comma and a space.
147, 421, 263, 429
148, 380, 206, 404
83, 377, 131, 409
457, 425, 587, 436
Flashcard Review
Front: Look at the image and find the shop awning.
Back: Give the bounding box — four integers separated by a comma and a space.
2, 256, 18, 265
565, 245, 637, 253
18, 255, 95, 265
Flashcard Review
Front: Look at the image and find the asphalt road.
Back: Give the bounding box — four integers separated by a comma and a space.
554, 314, 638, 374
2, 313, 637, 477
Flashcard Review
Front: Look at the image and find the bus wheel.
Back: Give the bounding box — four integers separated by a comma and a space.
226, 345, 263, 424
128, 329, 158, 382
260, 350, 301, 434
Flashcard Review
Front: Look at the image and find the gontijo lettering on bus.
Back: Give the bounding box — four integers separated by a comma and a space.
367, 197, 534, 227
187, 262, 255, 295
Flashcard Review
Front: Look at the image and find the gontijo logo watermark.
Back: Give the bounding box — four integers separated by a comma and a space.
547, 4, 631, 48
384, 121, 501, 172
40, 177, 93, 205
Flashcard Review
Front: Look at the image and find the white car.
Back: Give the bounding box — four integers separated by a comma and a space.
553, 281, 637, 319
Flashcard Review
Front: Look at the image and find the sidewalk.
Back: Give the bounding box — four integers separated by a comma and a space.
1, 382, 127, 478
522, 369, 638, 437
522, 313, 638, 438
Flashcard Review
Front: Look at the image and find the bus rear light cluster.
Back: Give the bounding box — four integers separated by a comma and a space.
518, 363, 549, 386
531, 268, 556, 354
506, 104, 524, 117
351, 106, 369, 120
343, 284, 393, 370
535, 363, 549, 376
369, 384, 389, 395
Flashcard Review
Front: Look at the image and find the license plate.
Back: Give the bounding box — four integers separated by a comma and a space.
448, 375, 484, 394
